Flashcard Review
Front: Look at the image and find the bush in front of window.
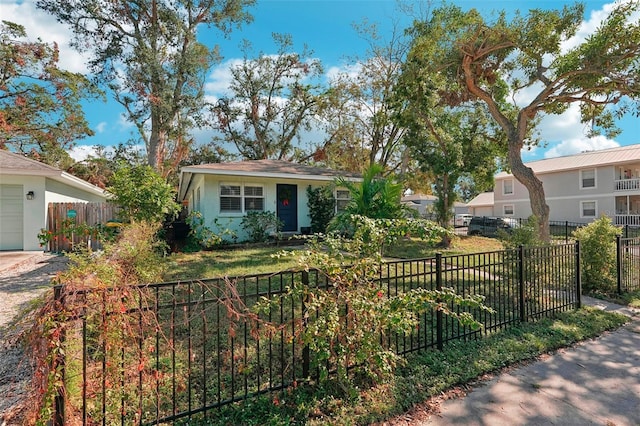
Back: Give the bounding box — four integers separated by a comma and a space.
186, 211, 238, 249
572, 216, 621, 294
306, 185, 335, 233
241, 211, 283, 243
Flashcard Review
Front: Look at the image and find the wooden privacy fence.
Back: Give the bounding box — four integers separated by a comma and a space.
46, 202, 119, 252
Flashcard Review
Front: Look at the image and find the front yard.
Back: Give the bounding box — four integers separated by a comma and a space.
163, 235, 505, 281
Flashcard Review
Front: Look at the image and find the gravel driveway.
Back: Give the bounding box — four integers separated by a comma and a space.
0, 253, 69, 425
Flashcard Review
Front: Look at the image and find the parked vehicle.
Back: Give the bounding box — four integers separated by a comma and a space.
467, 216, 519, 237
454, 214, 473, 227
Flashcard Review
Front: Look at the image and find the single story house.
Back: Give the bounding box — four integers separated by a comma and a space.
490, 144, 640, 225
466, 192, 495, 217
0, 150, 108, 251
401, 193, 469, 218
178, 160, 361, 241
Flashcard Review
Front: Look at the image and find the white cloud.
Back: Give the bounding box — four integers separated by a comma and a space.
1, 0, 89, 73
205, 58, 243, 97
95, 122, 107, 133
544, 135, 619, 158
67, 145, 99, 162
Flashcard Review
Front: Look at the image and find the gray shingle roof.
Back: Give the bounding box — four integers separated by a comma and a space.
0, 150, 60, 175
182, 159, 361, 179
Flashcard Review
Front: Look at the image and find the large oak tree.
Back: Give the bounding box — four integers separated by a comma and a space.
210, 34, 322, 160
406, 2, 640, 240
37, 0, 255, 178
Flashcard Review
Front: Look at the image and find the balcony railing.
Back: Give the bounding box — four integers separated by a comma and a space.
615, 178, 640, 191
615, 215, 640, 226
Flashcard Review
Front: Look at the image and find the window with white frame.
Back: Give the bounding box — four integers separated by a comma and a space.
580, 168, 596, 189
503, 179, 514, 195
581, 201, 597, 218
335, 189, 351, 212
195, 187, 201, 211
220, 184, 242, 212
503, 204, 514, 216
220, 183, 265, 213
244, 185, 264, 211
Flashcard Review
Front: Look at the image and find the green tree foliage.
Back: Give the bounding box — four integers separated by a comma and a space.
405, 3, 640, 241
395, 60, 506, 235
330, 164, 410, 234
572, 216, 622, 294
37, 0, 255, 178
319, 21, 410, 174
211, 33, 322, 160
306, 184, 335, 233
337, 164, 406, 219
108, 164, 180, 223
0, 21, 101, 159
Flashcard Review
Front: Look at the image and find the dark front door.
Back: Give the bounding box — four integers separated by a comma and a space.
277, 184, 298, 232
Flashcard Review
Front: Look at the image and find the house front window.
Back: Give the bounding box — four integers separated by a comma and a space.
581, 201, 597, 218
580, 169, 596, 189
503, 179, 513, 195
503, 204, 514, 216
244, 185, 264, 211
335, 189, 351, 212
220, 183, 265, 213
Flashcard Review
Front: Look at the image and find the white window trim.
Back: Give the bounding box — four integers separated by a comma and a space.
335, 188, 351, 213
503, 204, 514, 216
502, 179, 514, 196
219, 182, 265, 215
580, 200, 598, 218
580, 168, 597, 190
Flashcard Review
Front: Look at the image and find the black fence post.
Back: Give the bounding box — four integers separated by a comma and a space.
435, 253, 443, 351
565, 221, 569, 242
616, 235, 623, 295
301, 271, 310, 378
53, 285, 65, 426
575, 241, 582, 309
518, 245, 526, 322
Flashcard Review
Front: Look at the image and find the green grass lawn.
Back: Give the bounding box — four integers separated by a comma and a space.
163, 235, 505, 282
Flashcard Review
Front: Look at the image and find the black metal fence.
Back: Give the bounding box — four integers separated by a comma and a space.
466, 216, 640, 242
53, 243, 582, 425
617, 236, 640, 293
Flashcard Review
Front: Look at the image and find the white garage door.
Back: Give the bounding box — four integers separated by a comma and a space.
0, 184, 24, 250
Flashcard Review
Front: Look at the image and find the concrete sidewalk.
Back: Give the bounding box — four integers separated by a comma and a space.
423, 297, 640, 426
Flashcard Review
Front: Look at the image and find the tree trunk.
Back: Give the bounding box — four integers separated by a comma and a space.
507, 143, 550, 242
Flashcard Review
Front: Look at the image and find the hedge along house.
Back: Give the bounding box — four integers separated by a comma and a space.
0, 150, 108, 251
178, 160, 362, 241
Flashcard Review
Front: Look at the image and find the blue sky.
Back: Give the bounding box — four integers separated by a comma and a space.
2, 0, 638, 163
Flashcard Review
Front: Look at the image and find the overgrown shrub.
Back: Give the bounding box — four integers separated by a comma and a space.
28, 221, 168, 424
109, 164, 180, 223
499, 216, 543, 250
255, 216, 487, 392
241, 211, 282, 243
572, 216, 621, 294
185, 211, 238, 249
306, 185, 335, 233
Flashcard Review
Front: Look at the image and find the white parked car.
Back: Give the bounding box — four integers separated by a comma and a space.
454, 214, 473, 227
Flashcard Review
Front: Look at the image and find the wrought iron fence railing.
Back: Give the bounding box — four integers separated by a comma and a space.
51, 243, 583, 425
